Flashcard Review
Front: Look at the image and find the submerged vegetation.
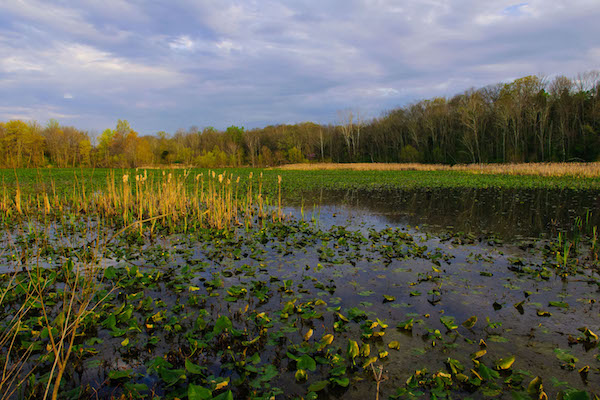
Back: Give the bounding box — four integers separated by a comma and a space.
0, 168, 599, 399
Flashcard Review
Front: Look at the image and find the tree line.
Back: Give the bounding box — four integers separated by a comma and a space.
1, 71, 599, 168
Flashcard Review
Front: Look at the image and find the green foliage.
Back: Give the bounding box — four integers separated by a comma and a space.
399, 145, 421, 162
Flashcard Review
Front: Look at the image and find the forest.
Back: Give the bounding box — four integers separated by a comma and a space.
1, 71, 599, 168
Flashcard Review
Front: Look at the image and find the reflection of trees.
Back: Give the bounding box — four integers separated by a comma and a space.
288, 189, 599, 240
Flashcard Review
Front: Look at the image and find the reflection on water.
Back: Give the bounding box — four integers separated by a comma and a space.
287, 188, 600, 240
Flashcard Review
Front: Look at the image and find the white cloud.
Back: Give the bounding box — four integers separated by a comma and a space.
0, 0, 131, 44
215, 40, 242, 53
169, 35, 195, 51
0, 105, 81, 122
1, 41, 186, 93
0, 0, 599, 132
0, 56, 43, 73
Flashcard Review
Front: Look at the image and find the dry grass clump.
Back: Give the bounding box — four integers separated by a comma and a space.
278, 162, 600, 177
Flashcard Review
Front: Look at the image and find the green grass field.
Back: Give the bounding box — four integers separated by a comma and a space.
1, 167, 599, 199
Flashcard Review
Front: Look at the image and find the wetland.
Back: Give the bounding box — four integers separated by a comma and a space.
0, 168, 598, 400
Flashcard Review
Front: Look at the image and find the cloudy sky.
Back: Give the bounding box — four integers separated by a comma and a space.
0, 0, 598, 135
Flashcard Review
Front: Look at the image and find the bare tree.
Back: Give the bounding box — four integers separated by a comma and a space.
338, 109, 363, 160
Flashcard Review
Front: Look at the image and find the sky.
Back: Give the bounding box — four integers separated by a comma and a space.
0, 0, 599, 136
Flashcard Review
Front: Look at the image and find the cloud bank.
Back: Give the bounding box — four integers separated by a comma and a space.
0, 0, 598, 133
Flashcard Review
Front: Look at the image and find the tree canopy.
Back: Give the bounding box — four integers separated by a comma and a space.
1, 71, 599, 168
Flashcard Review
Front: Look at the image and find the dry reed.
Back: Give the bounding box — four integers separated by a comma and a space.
278, 162, 600, 178
0, 169, 282, 231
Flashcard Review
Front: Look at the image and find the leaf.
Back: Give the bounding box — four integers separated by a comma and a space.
347, 307, 367, 321
554, 348, 578, 366
188, 384, 212, 400
397, 318, 414, 331
478, 363, 499, 381
307, 380, 328, 392
383, 295, 395, 302
578, 327, 599, 342
347, 339, 359, 362
528, 376, 543, 396
446, 358, 464, 374
108, 369, 133, 380
211, 390, 233, 400
336, 312, 349, 322
185, 359, 206, 375
496, 355, 515, 370
331, 376, 349, 387
304, 329, 313, 341
295, 369, 307, 382
362, 356, 378, 368
487, 335, 508, 343
376, 318, 389, 329
471, 349, 487, 360
514, 300, 525, 314
537, 310, 552, 317
320, 334, 334, 346
388, 341, 400, 350
461, 316, 477, 329
360, 344, 371, 357
121, 337, 129, 347
560, 390, 590, 400
213, 316, 232, 335
549, 301, 569, 309
440, 316, 458, 330
297, 355, 316, 372
158, 367, 186, 386
214, 380, 229, 391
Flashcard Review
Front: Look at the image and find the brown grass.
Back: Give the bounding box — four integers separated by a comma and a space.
277, 162, 600, 178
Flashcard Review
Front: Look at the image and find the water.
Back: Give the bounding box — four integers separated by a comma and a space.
287, 188, 600, 240
2, 187, 599, 399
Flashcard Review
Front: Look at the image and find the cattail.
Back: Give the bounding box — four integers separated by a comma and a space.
249, 172, 253, 179
122, 175, 129, 183
278, 175, 282, 184
219, 174, 223, 183
236, 176, 240, 183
